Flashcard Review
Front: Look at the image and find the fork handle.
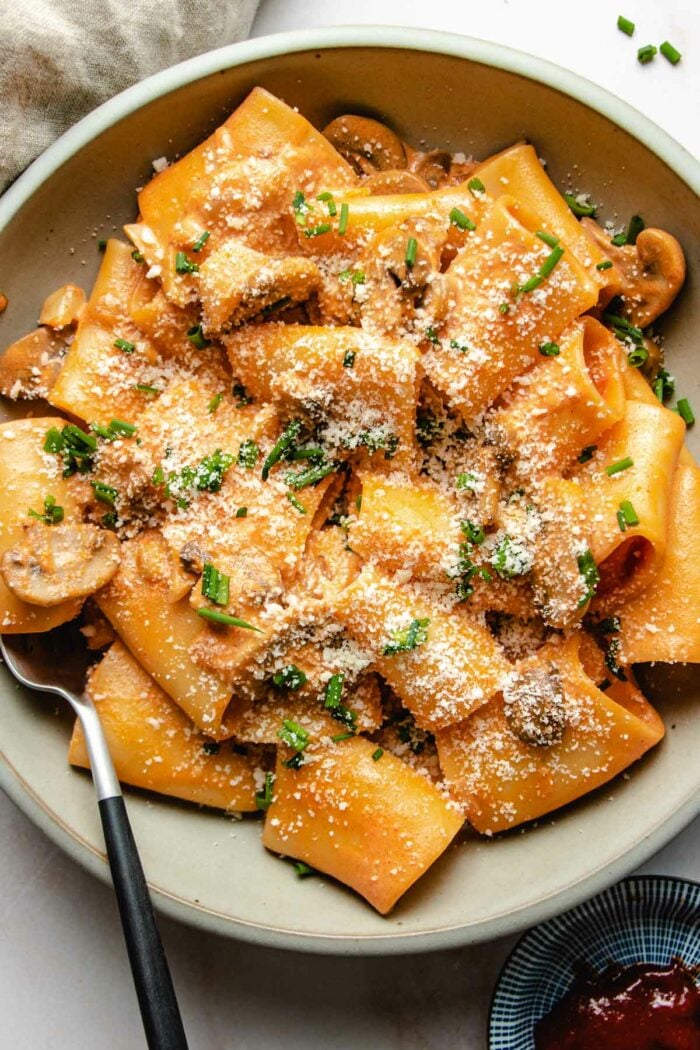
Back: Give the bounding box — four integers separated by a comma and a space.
99, 796, 189, 1050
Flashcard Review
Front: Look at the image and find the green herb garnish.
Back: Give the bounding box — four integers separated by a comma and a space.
381, 617, 430, 656
201, 563, 230, 606
28, 494, 64, 526
273, 665, 308, 691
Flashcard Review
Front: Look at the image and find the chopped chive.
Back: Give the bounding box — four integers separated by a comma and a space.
660, 40, 682, 65
43, 427, 64, 454
338, 202, 349, 235
563, 193, 597, 218
293, 862, 316, 878
449, 207, 476, 231
208, 392, 224, 414
371, 747, 384, 762
612, 214, 645, 246
292, 190, 309, 225
536, 230, 559, 248
596, 260, 613, 271
455, 472, 478, 493
201, 562, 230, 606
324, 673, 344, 710
343, 349, 355, 368
187, 324, 211, 349
499, 303, 510, 315
235, 506, 248, 518
286, 492, 307, 514
578, 444, 597, 463
677, 398, 695, 426
405, 236, 418, 267
598, 616, 621, 635
576, 548, 600, 607
278, 718, 310, 749
381, 617, 430, 656
286, 462, 334, 490
107, 419, 137, 438
91, 481, 118, 506
468, 177, 485, 195
605, 456, 634, 476
627, 345, 649, 368
255, 772, 275, 812
273, 665, 307, 691
102, 512, 118, 528
152, 466, 165, 486
303, 222, 332, 239
237, 439, 260, 470
518, 245, 565, 294
28, 494, 64, 526
331, 732, 355, 743
637, 44, 657, 64
327, 199, 337, 217
261, 419, 302, 481
316, 191, 333, 201
538, 342, 560, 357
425, 325, 439, 344
174, 250, 199, 274
618, 499, 639, 528
134, 383, 160, 395
114, 337, 136, 354
196, 608, 261, 631
191, 230, 210, 252
339, 268, 365, 285
653, 368, 675, 402
617, 15, 635, 35
460, 519, 486, 545
97, 239, 107, 251
131, 249, 144, 263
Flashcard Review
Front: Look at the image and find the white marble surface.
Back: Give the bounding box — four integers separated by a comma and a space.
2, 1, 699, 1046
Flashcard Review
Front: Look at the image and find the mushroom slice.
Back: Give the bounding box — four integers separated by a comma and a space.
0, 326, 67, 400
39, 284, 87, 329
1, 523, 121, 607
582, 219, 686, 327
410, 150, 452, 189
503, 664, 567, 747
322, 115, 407, 174
363, 170, 430, 195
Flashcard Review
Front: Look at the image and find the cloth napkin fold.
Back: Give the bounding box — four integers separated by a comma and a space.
0, 0, 260, 192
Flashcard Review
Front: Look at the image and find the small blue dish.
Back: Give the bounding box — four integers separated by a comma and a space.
489, 875, 700, 1050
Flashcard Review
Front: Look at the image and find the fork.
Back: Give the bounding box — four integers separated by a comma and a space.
0, 628, 189, 1050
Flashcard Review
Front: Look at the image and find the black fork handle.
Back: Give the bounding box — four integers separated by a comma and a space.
99, 796, 189, 1050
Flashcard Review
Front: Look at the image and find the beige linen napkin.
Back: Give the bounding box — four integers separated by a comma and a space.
0, 0, 260, 191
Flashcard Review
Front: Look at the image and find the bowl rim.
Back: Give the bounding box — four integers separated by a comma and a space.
487, 874, 700, 1048
1, 25, 699, 956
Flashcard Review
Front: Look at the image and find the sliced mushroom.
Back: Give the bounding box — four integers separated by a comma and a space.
0, 326, 67, 399
180, 540, 210, 576
503, 664, 567, 747
410, 150, 452, 189
135, 530, 193, 600
582, 219, 686, 327
323, 115, 407, 174
1, 523, 121, 606
39, 284, 86, 329
363, 170, 430, 195
361, 221, 446, 334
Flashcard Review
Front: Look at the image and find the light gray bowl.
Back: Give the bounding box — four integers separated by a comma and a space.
0, 27, 698, 955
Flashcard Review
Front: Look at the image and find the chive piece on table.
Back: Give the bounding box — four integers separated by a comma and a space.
637, 44, 657, 64
617, 15, 635, 35
660, 40, 682, 65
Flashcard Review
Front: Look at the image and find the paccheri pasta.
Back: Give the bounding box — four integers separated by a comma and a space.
0, 87, 695, 913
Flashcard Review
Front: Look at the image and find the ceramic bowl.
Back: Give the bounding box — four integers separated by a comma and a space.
0, 27, 698, 954
489, 875, 700, 1048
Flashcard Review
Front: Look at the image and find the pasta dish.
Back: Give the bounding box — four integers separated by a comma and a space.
0, 88, 695, 913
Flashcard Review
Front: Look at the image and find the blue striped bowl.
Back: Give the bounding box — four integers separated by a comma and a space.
489, 875, 700, 1049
